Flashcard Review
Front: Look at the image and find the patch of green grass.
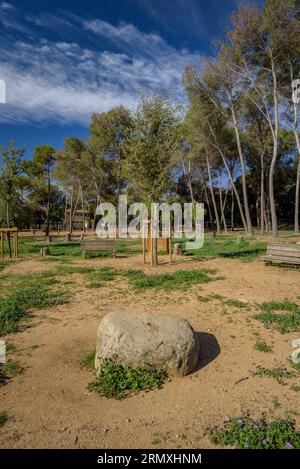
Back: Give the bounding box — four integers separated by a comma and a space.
208, 414, 300, 449
184, 236, 266, 262
0, 360, 23, 386
223, 299, 248, 309
0, 411, 8, 427
80, 348, 96, 370
88, 356, 167, 400
255, 341, 273, 353
291, 385, 300, 392
255, 365, 294, 384
0, 282, 70, 335
2, 361, 23, 377
129, 269, 220, 291
151, 438, 162, 445
255, 300, 300, 334
86, 266, 118, 288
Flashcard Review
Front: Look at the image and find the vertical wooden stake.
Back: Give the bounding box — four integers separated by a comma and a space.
169, 236, 172, 264
0, 232, 4, 259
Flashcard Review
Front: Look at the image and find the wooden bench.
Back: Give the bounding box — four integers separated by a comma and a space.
81, 239, 117, 259
262, 243, 300, 266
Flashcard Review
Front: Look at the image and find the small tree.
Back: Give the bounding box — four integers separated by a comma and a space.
126, 94, 181, 265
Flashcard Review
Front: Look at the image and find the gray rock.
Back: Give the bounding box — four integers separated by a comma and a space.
95, 312, 199, 377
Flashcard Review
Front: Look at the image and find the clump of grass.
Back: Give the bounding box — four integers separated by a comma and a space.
255, 365, 294, 384
86, 266, 117, 288
129, 269, 220, 291
255, 341, 273, 353
208, 413, 300, 449
255, 300, 300, 334
223, 299, 248, 309
0, 360, 23, 386
291, 385, 300, 392
0, 411, 8, 427
88, 356, 167, 400
0, 283, 69, 335
80, 348, 96, 370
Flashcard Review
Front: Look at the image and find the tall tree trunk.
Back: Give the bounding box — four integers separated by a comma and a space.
295, 154, 300, 234
69, 186, 74, 235
80, 184, 85, 232
269, 57, 279, 238
260, 152, 265, 234
231, 185, 235, 231
205, 150, 221, 234
231, 106, 253, 235
208, 122, 248, 232
219, 171, 228, 234
203, 180, 213, 227
45, 167, 50, 237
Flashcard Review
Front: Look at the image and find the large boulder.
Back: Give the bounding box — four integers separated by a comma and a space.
95, 312, 199, 377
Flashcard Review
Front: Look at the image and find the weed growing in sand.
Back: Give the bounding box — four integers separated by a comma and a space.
0, 412, 8, 427
255, 365, 294, 384
80, 348, 96, 370
255, 300, 300, 333
128, 269, 221, 291
0, 281, 69, 335
208, 413, 300, 449
291, 385, 300, 392
0, 360, 23, 386
88, 356, 167, 399
255, 341, 273, 353
86, 266, 118, 288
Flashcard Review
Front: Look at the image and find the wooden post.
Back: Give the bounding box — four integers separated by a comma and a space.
142, 224, 146, 265
15, 231, 19, 258
169, 237, 172, 264
0, 231, 4, 259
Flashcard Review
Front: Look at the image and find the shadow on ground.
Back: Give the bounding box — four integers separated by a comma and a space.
194, 332, 220, 372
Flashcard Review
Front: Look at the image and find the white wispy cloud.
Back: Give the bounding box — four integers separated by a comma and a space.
0, 7, 199, 125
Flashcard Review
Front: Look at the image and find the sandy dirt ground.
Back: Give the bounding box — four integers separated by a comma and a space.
1, 253, 300, 449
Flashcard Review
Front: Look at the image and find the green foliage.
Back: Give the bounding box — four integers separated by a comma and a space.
88, 357, 167, 400
80, 349, 96, 370
129, 268, 219, 291
0, 412, 8, 427
0, 283, 69, 335
126, 93, 181, 201
255, 300, 300, 333
208, 414, 300, 449
86, 266, 117, 288
0, 360, 23, 386
255, 341, 273, 353
184, 236, 266, 262
255, 365, 294, 384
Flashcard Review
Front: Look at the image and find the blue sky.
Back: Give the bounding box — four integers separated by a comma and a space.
0, 0, 262, 161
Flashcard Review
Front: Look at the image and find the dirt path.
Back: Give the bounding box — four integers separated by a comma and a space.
1, 255, 300, 448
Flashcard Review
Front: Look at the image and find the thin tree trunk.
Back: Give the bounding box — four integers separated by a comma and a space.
219, 171, 228, 234
269, 57, 279, 238
295, 154, 300, 234
45, 166, 51, 237
80, 184, 85, 232
260, 152, 265, 234
208, 123, 248, 232
69, 186, 74, 235
205, 149, 221, 234
231, 185, 234, 231
203, 181, 213, 227
231, 106, 253, 235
